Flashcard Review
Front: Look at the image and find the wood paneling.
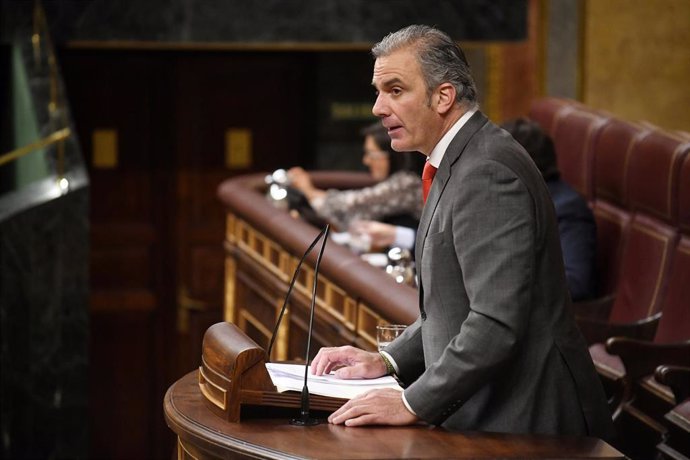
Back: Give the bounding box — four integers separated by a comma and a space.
59, 49, 311, 459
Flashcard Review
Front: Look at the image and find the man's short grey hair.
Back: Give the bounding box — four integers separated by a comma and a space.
372, 24, 478, 107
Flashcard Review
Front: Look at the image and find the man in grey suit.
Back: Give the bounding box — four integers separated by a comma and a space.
310, 24, 613, 439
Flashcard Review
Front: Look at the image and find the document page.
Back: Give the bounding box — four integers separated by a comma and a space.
265, 362, 402, 400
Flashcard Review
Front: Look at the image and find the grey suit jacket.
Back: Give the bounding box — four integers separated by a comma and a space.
385, 112, 613, 439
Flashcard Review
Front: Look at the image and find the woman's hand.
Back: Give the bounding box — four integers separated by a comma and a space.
349, 220, 397, 249
287, 167, 325, 202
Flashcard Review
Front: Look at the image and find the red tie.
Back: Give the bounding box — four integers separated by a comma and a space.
422, 162, 437, 203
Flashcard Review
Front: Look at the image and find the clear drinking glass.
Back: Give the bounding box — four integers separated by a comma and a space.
376, 324, 407, 351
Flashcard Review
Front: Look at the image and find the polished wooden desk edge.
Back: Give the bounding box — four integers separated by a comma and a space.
165, 382, 287, 460
164, 372, 626, 459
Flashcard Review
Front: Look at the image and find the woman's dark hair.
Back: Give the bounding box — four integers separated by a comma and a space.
360, 121, 420, 176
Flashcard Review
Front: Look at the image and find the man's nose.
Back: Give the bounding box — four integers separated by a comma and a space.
372, 95, 387, 117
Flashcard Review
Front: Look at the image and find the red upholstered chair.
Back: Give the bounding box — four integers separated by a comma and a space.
578, 127, 688, 338
597, 238, 690, 458
578, 129, 689, 424
598, 236, 690, 411
604, 129, 690, 328
528, 97, 582, 137
550, 108, 609, 201
628, 129, 689, 223
589, 119, 652, 298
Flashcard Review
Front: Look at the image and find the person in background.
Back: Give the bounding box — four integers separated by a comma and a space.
501, 117, 598, 301
288, 121, 422, 250
310, 24, 613, 440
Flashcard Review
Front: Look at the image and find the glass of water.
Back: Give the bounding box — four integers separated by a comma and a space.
376, 324, 407, 351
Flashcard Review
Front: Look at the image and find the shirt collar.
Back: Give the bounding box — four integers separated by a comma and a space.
427, 108, 477, 168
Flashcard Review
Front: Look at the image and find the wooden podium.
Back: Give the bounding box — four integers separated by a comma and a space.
164, 322, 625, 459
197, 321, 347, 422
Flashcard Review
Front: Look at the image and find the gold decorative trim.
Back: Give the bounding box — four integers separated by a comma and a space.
226, 214, 237, 244
239, 309, 273, 340
357, 303, 382, 348
0, 128, 70, 167
224, 257, 237, 323
273, 296, 290, 362
234, 220, 290, 281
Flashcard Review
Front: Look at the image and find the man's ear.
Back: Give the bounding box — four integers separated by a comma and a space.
435, 83, 457, 114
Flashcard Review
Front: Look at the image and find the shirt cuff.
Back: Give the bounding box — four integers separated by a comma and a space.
393, 226, 416, 250
401, 392, 418, 416
380, 351, 417, 416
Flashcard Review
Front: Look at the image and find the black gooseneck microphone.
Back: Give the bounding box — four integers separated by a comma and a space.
291, 224, 330, 426
264, 224, 330, 426
266, 224, 329, 360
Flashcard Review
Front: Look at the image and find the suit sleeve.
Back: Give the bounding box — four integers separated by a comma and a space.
383, 316, 426, 385
403, 159, 537, 425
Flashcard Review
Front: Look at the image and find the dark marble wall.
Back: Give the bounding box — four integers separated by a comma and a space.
0, 187, 89, 459
1, 2, 90, 458
40, 0, 527, 43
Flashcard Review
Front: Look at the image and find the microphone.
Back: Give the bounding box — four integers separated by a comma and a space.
266, 224, 329, 360
291, 224, 330, 426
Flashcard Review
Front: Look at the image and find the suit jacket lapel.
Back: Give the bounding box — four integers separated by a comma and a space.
415, 111, 489, 262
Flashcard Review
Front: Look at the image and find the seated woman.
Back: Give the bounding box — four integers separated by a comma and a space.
288, 122, 422, 251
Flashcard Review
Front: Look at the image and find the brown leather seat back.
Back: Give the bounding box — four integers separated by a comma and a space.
550, 109, 608, 201
609, 215, 677, 323
608, 129, 689, 323
628, 129, 690, 223
654, 237, 690, 343
528, 97, 581, 136
590, 119, 648, 295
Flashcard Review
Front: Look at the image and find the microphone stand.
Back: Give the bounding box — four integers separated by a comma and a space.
290, 224, 330, 426
266, 225, 329, 360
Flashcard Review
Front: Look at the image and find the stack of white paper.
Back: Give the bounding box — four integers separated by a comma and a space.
265, 362, 402, 400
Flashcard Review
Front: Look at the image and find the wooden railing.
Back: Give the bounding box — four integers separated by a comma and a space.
217, 172, 418, 361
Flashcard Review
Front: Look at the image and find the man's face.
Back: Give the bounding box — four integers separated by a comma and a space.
372, 47, 442, 155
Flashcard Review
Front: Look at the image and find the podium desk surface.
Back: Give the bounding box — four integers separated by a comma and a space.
165, 371, 624, 460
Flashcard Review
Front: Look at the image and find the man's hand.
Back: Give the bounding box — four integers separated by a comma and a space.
310, 345, 386, 379
328, 388, 419, 427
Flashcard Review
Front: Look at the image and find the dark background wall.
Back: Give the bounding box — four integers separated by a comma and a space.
41, 0, 527, 43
